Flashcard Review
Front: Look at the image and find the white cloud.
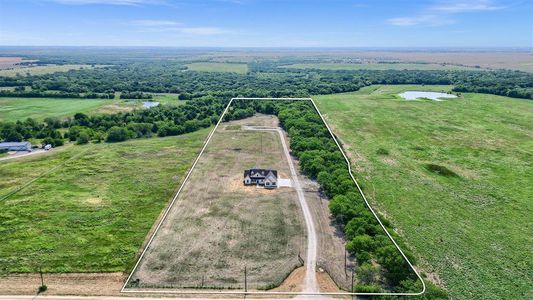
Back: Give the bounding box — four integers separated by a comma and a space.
128, 19, 230, 35
49, 0, 165, 5
388, 15, 455, 27
432, 0, 504, 12
177, 27, 228, 35
128, 20, 182, 27
388, 0, 504, 27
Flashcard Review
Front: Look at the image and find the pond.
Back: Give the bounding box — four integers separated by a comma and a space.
142, 101, 160, 108
399, 91, 457, 101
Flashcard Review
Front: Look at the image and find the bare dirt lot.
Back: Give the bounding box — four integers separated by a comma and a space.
352, 51, 533, 72
295, 161, 353, 292
0, 273, 124, 296
0, 57, 24, 70
130, 115, 307, 290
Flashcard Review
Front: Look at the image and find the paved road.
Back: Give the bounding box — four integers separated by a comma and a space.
243, 126, 319, 293
1, 297, 296, 300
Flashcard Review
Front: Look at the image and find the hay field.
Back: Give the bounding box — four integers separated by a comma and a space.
315, 85, 533, 299
0, 130, 209, 274
281, 62, 479, 71
185, 62, 248, 74
0, 97, 138, 122
0, 64, 97, 77
130, 115, 305, 290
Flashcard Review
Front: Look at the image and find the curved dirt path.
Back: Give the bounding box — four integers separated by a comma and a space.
243, 125, 318, 293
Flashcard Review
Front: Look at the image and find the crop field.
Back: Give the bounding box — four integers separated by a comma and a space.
129, 115, 306, 290
314, 85, 533, 299
185, 62, 248, 74
0, 98, 139, 122
0, 129, 209, 274
281, 63, 480, 71
0, 64, 98, 77
348, 51, 533, 72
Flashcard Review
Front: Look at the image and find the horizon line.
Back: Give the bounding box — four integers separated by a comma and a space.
0, 45, 532, 51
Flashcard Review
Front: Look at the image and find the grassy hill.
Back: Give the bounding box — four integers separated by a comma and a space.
314, 85, 533, 299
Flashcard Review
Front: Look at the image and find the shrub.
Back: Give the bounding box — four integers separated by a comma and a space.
347, 234, 377, 264
399, 279, 448, 299
355, 284, 381, 293
76, 132, 90, 144
106, 126, 132, 142
376, 148, 389, 155
42, 137, 64, 147
376, 245, 413, 285
358, 263, 378, 285
425, 164, 459, 177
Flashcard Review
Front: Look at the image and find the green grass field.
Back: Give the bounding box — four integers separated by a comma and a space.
0, 64, 97, 77
314, 85, 533, 299
0, 98, 139, 122
0, 129, 209, 273
150, 93, 187, 105
185, 62, 248, 74
282, 63, 481, 71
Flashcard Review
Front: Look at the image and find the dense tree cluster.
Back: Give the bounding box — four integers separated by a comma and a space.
0, 117, 65, 146
1, 60, 531, 99
0, 97, 226, 146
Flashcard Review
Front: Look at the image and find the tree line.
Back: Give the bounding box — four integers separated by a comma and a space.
0, 96, 226, 146
0, 60, 531, 99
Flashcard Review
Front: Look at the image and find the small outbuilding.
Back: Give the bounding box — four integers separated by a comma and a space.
243, 168, 278, 189
0, 142, 31, 152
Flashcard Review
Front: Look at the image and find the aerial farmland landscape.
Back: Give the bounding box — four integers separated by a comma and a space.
0, 1, 532, 299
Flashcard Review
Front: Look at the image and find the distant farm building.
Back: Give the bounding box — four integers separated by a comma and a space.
243, 168, 278, 189
0, 142, 31, 152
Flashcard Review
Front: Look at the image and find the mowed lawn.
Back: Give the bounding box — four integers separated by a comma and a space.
281, 63, 480, 71
185, 62, 248, 74
0, 98, 137, 122
314, 85, 533, 300
0, 129, 209, 273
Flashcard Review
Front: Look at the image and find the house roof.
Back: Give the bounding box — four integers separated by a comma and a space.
0, 142, 30, 147
244, 168, 277, 178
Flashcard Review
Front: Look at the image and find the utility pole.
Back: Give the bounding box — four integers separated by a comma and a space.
351, 267, 354, 299
244, 265, 248, 293
344, 250, 347, 277
40, 267, 44, 287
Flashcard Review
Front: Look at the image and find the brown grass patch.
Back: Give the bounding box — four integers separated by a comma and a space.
0, 273, 124, 296
129, 114, 305, 290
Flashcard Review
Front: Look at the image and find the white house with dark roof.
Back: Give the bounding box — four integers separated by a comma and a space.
243, 168, 278, 189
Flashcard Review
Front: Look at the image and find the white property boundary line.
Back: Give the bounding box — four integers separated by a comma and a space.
121, 97, 426, 297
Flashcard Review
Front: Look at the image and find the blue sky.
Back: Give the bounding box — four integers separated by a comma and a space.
0, 0, 532, 47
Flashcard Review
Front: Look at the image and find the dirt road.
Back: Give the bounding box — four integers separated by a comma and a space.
243, 125, 319, 293
0, 149, 47, 161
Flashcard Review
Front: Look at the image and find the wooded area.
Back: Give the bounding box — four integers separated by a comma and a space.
0, 59, 531, 99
